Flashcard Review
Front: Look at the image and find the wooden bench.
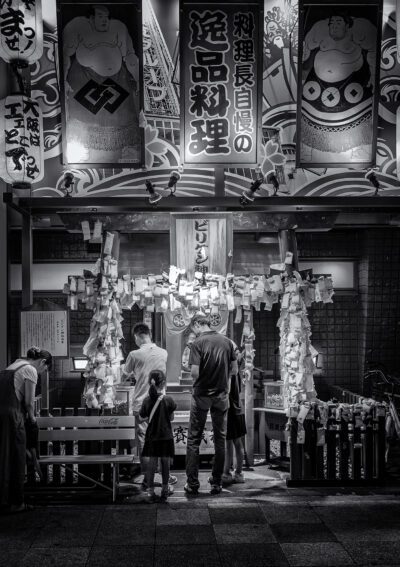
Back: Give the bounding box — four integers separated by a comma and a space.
36, 416, 137, 502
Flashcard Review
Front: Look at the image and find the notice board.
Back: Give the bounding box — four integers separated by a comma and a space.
20, 310, 69, 358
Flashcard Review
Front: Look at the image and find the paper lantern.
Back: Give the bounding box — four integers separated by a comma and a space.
0, 94, 44, 185
0, 0, 43, 64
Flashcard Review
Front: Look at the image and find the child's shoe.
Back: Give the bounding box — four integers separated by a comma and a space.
160, 484, 174, 501
233, 471, 245, 483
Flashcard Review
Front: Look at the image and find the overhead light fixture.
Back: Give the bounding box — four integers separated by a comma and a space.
267, 172, 280, 195
365, 169, 381, 196
145, 180, 162, 205
239, 172, 265, 206
165, 170, 181, 196
62, 171, 75, 197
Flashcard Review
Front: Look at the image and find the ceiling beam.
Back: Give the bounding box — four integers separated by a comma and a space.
8, 196, 400, 214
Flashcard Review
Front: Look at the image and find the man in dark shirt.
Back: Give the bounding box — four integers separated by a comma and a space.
185, 314, 237, 495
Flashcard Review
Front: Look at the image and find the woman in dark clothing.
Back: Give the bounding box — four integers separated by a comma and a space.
139, 370, 177, 502
0, 347, 52, 513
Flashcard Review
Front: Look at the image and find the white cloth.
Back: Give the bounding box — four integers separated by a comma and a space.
123, 343, 167, 413
7, 360, 38, 403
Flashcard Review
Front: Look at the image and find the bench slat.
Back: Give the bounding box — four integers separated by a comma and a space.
37, 416, 135, 428
39, 455, 136, 465
39, 429, 136, 442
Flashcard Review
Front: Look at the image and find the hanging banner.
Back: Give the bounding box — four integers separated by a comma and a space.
170, 213, 233, 281
0, 95, 44, 185
20, 310, 69, 358
57, 0, 144, 167
180, 0, 263, 167
296, 0, 382, 168
0, 0, 43, 64
166, 212, 233, 381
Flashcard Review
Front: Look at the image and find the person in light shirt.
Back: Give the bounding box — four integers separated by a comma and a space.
122, 323, 176, 488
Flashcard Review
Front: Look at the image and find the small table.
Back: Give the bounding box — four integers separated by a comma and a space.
253, 407, 288, 462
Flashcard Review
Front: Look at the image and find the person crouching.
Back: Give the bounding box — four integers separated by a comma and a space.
139, 370, 177, 502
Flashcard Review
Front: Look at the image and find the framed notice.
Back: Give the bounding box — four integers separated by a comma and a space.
57, 0, 144, 167
180, 0, 263, 167
296, 0, 382, 168
20, 311, 69, 358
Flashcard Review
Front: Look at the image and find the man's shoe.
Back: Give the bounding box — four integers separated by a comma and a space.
233, 471, 245, 483
221, 473, 234, 485
184, 483, 199, 495
168, 475, 178, 485
208, 476, 222, 495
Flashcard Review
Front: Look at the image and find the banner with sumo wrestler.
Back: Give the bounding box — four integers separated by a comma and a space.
57, 0, 144, 167
296, 0, 382, 168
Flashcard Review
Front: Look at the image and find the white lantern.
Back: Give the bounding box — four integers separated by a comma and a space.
0, 94, 44, 185
0, 0, 43, 65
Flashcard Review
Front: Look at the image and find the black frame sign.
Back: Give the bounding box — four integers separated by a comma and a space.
57, 0, 144, 168
296, 0, 383, 168
180, 0, 263, 167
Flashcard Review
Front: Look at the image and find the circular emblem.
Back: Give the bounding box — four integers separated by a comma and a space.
172, 314, 185, 328
303, 81, 321, 101
321, 87, 340, 107
344, 83, 363, 104
209, 313, 222, 327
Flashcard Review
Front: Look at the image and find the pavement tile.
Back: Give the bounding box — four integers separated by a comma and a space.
31, 509, 103, 548
271, 522, 337, 543
157, 507, 211, 525
0, 527, 42, 549
94, 524, 155, 546
281, 542, 354, 566
312, 504, 372, 526
0, 548, 28, 567
342, 541, 400, 565
332, 524, 400, 542
260, 504, 322, 524
20, 547, 90, 567
87, 546, 154, 567
354, 503, 400, 523
156, 525, 215, 545
213, 523, 276, 544
101, 507, 156, 525
154, 544, 222, 567
209, 504, 266, 524
0, 508, 49, 530
218, 543, 289, 566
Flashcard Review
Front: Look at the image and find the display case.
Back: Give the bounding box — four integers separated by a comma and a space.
264, 380, 285, 410
113, 385, 135, 415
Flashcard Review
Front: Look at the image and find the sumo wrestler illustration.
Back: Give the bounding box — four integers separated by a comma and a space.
62, 4, 140, 164
299, 9, 378, 165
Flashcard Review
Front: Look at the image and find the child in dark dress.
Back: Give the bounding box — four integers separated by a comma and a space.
139, 370, 177, 502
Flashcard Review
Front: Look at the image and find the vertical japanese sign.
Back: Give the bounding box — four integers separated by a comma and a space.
170, 213, 233, 281
180, 1, 263, 166
0, 95, 44, 184
297, 0, 382, 167
57, 0, 144, 167
0, 0, 43, 64
20, 311, 69, 358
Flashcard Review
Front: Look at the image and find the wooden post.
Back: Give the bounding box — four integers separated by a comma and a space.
244, 308, 254, 466
21, 213, 33, 308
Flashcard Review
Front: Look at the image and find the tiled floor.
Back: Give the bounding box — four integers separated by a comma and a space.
3, 468, 400, 566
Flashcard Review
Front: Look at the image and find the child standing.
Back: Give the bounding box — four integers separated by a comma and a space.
222, 343, 247, 485
139, 370, 177, 501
